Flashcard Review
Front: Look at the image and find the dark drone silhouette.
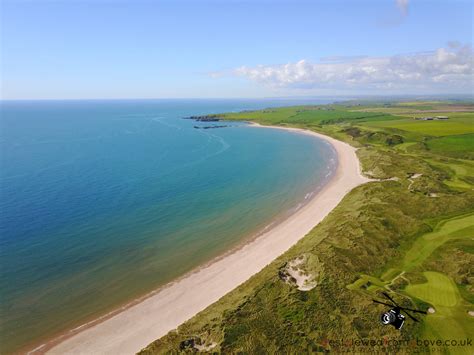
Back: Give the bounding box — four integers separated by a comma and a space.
373, 292, 427, 330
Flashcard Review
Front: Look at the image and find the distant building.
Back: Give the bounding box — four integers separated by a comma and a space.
414, 116, 448, 121
415, 116, 433, 120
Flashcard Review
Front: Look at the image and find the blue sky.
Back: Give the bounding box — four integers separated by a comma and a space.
1, 0, 472, 99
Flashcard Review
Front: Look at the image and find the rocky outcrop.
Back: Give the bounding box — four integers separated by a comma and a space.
183, 115, 222, 122
194, 125, 229, 129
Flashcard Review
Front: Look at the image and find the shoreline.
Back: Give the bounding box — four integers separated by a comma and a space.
38, 124, 369, 354
26, 128, 336, 355
28, 163, 333, 355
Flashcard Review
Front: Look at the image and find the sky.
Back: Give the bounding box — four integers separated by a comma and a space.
1, 0, 472, 99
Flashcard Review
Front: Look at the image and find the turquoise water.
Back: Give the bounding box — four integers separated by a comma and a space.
0, 99, 336, 352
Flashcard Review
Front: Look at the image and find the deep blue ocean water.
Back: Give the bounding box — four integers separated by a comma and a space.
0, 99, 336, 352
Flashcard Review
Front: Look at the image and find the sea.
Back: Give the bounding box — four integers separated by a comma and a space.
0, 99, 337, 352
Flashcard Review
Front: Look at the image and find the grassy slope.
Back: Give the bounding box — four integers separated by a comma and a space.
140, 101, 474, 354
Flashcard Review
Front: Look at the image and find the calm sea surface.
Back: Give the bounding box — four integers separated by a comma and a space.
0, 99, 336, 352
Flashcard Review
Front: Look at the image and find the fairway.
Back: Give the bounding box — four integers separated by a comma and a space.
402, 214, 474, 271
349, 214, 474, 290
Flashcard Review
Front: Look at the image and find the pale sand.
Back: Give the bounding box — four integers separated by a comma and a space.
45, 125, 370, 355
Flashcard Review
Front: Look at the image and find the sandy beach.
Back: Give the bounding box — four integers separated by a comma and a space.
43, 125, 370, 355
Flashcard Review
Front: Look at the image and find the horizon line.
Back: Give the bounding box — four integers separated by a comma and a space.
1, 93, 473, 102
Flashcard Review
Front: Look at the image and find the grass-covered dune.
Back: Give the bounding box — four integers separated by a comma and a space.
141, 101, 474, 354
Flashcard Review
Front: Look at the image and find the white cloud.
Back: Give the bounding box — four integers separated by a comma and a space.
230, 45, 473, 93
396, 0, 409, 16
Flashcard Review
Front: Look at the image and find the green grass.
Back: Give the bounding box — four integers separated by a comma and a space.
347, 274, 389, 290
394, 142, 418, 153
348, 212, 473, 293
283, 109, 394, 125
363, 117, 474, 137
427, 134, 474, 159
406, 272, 460, 307
223, 106, 304, 124
223, 106, 396, 127
394, 101, 442, 107
424, 238, 474, 305
346, 212, 474, 353
140, 101, 474, 354
351, 106, 436, 114
426, 158, 474, 191
350, 102, 474, 115
381, 268, 401, 281
401, 214, 474, 272
405, 272, 473, 355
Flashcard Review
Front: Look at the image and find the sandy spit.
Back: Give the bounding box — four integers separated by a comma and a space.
43, 124, 370, 355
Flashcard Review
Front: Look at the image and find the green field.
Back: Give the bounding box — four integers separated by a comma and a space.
141, 100, 474, 354
350, 101, 474, 114
363, 115, 474, 137
224, 106, 396, 126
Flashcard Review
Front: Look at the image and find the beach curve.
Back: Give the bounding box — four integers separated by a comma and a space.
42, 125, 370, 355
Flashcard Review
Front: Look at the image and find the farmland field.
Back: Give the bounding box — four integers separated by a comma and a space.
362, 115, 474, 136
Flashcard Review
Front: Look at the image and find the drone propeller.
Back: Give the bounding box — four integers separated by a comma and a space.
382, 292, 399, 307
400, 309, 419, 322
374, 292, 428, 324
373, 300, 420, 322
372, 299, 395, 308
381, 292, 429, 314
398, 307, 428, 315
